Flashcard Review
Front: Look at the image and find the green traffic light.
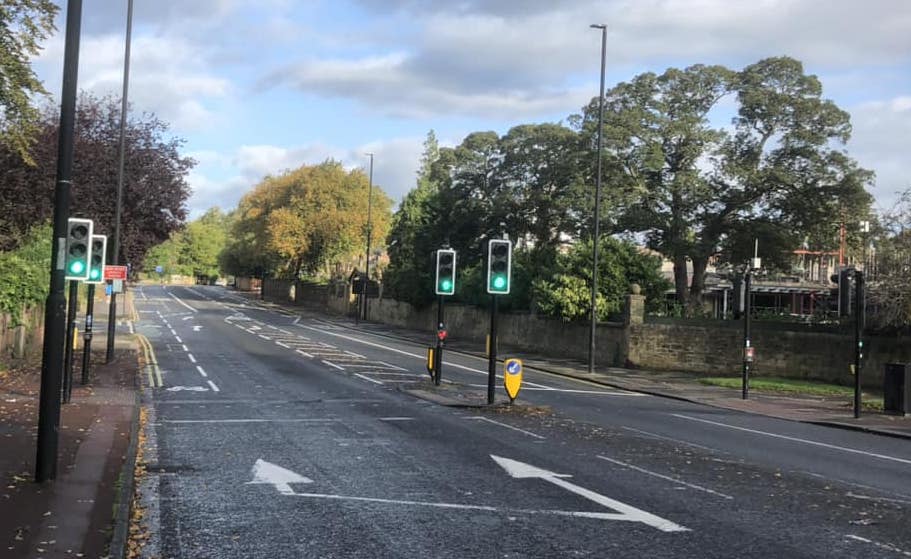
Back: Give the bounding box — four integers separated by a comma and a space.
493, 276, 506, 290
440, 279, 452, 291
69, 261, 84, 274
90, 269, 100, 280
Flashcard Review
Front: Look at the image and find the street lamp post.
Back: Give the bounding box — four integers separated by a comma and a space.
106, 0, 134, 363
588, 23, 607, 375
362, 153, 374, 320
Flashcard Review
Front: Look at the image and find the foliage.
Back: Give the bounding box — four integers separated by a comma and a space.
0, 93, 193, 266
574, 56, 872, 312
0, 0, 58, 162
143, 208, 230, 280
532, 237, 670, 321
222, 160, 392, 279
0, 222, 51, 323
867, 186, 911, 330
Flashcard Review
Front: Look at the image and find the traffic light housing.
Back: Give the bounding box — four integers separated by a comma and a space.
64, 218, 93, 281
435, 249, 456, 295
87, 234, 107, 284
487, 239, 512, 295
830, 268, 853, 317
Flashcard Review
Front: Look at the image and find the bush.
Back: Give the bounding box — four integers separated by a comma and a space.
0, 223, 52, 324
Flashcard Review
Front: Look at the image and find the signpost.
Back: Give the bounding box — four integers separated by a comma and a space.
104, 265, 128, 281
503, 358, 523, 403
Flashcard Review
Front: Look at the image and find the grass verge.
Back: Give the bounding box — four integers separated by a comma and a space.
698, 376, 884, 411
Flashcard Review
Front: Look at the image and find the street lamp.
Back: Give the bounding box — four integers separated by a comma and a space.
362, 153, 374, 320
588, 23, 606, 375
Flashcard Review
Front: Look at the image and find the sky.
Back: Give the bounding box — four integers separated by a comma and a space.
31, 0, 911, 219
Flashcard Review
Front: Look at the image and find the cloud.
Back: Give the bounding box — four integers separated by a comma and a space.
849, 96, 911, 211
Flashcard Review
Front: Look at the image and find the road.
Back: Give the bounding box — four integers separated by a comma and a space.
132, 284, 911, 558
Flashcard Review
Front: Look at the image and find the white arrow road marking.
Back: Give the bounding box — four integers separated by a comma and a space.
246, 459, 313, 495
491, 455, 689, 533
193, 325, 203, 332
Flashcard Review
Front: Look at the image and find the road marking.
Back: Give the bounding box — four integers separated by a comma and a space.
196, 365, 208, 377
188, 354, 197, 363
128, 321, 135, 334
192, 325, 203, 332
182, 316, 193, 321
492, 455, 689, 533
379, 417, 414, 421
671, 414, 911, 466
292, 316, 301, 325
258, 334, 272, 340
181, 344, 188, 352
596, 455, 733, 500
354, 373, 384, 385
322, 360, 345, 371
247, 459, 313, 495
344, 350, 366, 358
169, 328, 177, 335
845, 492, 911, 506
165, 385, 208, 392
207, 380, 221, 392
296, 350, 313, 358
466, 416, 545, 440
174, 335, 183, 343
845, 535, 911, 557
620, 426, 721, 453
276, 341, 290, 349
168, 292, 198, 313
161, 418, 336, 424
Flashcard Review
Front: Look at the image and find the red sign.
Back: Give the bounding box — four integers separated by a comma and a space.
103, 265, 128, 280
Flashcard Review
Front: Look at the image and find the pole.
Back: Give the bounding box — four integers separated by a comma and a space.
106, 0, 133, 364
363, 153, 374, 321
854, 270, 865, 418
742, 271, 752, 399
81, 284, 95, 384
434, 295, 444, 386
36, 0, 83, 482
62, 281, 79, 403
588, 24, 606, 375
487, 295, 498, 404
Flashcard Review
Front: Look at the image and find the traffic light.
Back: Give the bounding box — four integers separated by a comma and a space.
64, 218, 93, 281
87, 234, 107, 284
487, 239, 512, 295
830, 268, 853, 317
435, 249, 456, 295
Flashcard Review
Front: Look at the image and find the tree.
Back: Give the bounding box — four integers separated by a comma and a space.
0, 0, 57, 162
0, 93, 193, 265
868, 187, 911, 330
576, 57, 873, 312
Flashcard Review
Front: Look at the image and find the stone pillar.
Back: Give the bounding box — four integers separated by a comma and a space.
624, 284, 646, 326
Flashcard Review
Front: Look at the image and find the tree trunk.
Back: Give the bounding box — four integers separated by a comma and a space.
687, 256, 708, 315
673, 255, 689, 307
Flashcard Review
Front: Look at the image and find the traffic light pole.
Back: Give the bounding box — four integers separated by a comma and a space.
81, 284, 95, 384
854, 271, 865, 418
487, 295, 498, 404
434, 295, 444, 386
63, 281, 79, 404
741, 271, 752, 400
35, 0, 84, 483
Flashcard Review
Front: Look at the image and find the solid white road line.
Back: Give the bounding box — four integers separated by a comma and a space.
596, 454, 733, 500
207, 380, 221, 392
188, 354, 197, 364
354, 373, 384, 385
378, 417, 414, 421
671, 414, 911, 466
196, 365, 208, 378
160, 418, 336, 424
168, 292, 198, 313
466, 416, 545, 440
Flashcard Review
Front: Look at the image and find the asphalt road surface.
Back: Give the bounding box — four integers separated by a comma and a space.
132, 284, 911, 558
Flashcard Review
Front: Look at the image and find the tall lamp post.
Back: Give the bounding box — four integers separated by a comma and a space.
362, 153, 374, 320
106, 0, 134, 363
588, 23, 607, 375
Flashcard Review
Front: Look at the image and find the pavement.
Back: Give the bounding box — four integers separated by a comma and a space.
248, 292, 911, 440
0, 290, 140, 559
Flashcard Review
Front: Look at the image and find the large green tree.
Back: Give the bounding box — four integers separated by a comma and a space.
577, 57, 873, 311
0, 0, 57, 162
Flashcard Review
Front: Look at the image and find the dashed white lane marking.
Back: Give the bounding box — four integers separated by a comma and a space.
207, 380, 220, 392
845, 535, 911, 557
128, 321, 135, 334
188, 354, 197, 364
276, 341, 290, 349
354, 373, 384, 385
296, 350, 314, 358
620, 426, 720, 453
278, 328, 293, 335
465, 416, 545, 440
181, 344, 189, 352
259, 334, 272, 340
671, 414, 911, 465
196, 365, 208, 377
168, 292, 198, 313
322, 360, 345, 371
596, 455, 733, 500
182, 316, 193, 321
379, 417, 414, 421
174, 335, 183, 343
169, 329, 177, 335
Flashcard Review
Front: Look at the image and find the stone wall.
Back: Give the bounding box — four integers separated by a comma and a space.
1, 306, 45, 362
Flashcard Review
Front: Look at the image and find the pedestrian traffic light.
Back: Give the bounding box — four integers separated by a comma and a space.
64, 218, 93, 281
487, 239, 512, 295
830, 268, 853, 317
87, 234, 107, 284
435, 249, 456, 295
